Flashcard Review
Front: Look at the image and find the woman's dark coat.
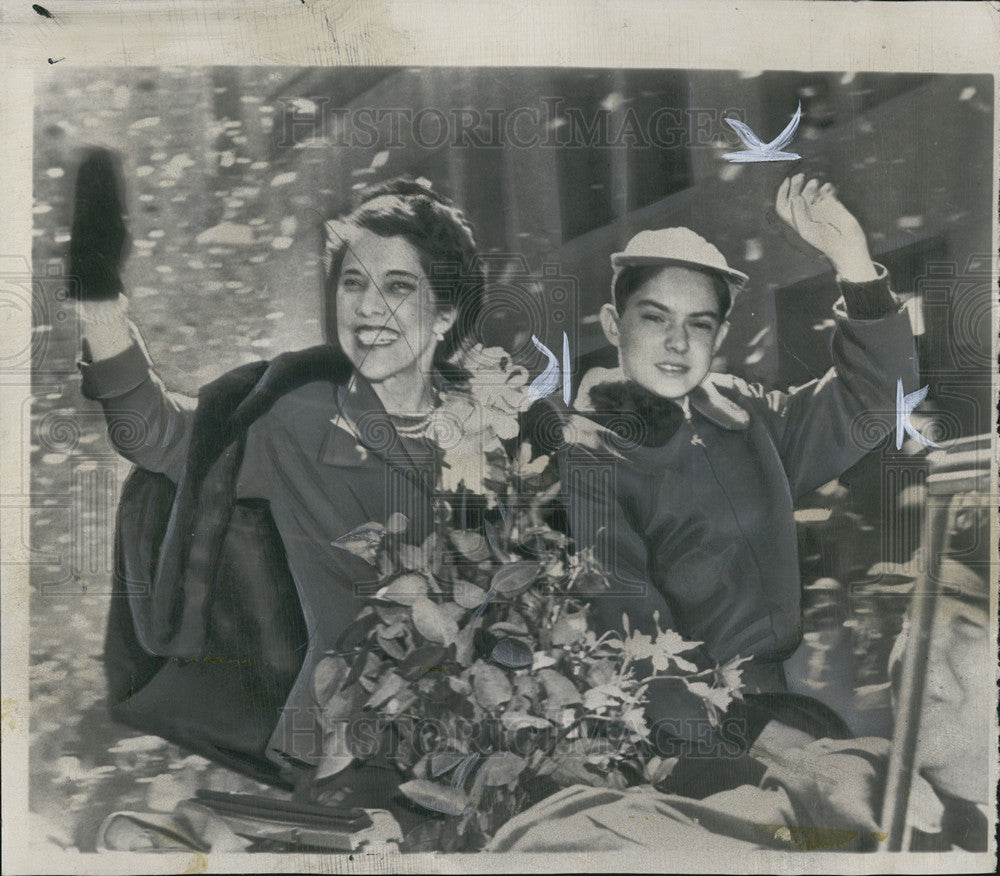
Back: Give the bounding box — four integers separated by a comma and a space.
85, 342, 436, 787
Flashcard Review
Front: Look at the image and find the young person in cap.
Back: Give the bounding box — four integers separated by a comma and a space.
558, 174, 919, 747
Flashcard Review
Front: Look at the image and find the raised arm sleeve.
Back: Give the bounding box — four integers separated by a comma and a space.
740, 264, 918, 500
79, 331, 195, 482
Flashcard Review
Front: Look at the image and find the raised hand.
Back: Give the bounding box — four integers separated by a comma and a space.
775, 174, 877, 282
68, 147, 130, 300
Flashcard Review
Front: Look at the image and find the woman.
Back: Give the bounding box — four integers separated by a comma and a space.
73, 150, 485, 800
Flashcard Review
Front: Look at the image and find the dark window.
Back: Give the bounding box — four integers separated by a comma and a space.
550, 69, 692, 241
755, 71, 935, 137
773, 236, 947, 387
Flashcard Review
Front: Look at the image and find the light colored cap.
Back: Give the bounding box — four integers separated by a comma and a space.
610, 227, 749, 302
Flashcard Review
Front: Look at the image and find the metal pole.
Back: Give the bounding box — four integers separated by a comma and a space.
878, 493, 956, 849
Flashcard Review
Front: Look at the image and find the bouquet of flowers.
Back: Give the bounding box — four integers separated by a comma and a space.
312, 346, 747, 851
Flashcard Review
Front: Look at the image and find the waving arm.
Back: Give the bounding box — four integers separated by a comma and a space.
71, 148, 195, 481
742, 176, 919, 497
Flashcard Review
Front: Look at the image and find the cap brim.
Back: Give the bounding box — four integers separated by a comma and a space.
611, 254, 749, 288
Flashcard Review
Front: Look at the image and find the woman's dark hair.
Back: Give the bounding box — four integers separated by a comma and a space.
321, 176, 484, 380
614, 263, 732, 321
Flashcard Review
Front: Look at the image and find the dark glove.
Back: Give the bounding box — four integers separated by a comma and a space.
68, 147, 130, 300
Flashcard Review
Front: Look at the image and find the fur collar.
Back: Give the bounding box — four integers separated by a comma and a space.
584, 380, 687, 447
577, 367, 750, 443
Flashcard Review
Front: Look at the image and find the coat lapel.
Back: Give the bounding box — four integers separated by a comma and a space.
323, 373, 424, 472
688, 376, 750, 431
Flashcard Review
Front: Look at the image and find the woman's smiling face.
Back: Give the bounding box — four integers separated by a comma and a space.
335, 229, 456, 387
600, 265, 729, 399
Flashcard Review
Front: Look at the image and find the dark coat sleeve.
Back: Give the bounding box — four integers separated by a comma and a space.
79, 335, 195, 482
731, 271, 918, 500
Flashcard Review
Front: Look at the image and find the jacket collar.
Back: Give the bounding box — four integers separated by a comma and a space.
688, 376, 750, 431
580, 368, 749, 433
321, 368, 455, 473
324, 373, 419, 470
228, 344, 352, 434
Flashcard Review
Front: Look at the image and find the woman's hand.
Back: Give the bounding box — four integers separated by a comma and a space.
776, 174, 878, 282
68, 147, 131, 300
70, 147, 135, 359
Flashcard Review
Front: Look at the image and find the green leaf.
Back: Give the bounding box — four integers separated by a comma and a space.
377, 620, 407, 638
453, 579, 488, 610
398, 779, 469, 816
375, 632, 408, 661
397, 542, 429, 571
316, 725, 355, 780
545, 739, 611, 787
386, 512, 409, 534
365, 672, 406, 709
374, 603, 410, 622
451, 530, 490, 561
551, 610, 588, 646
512, 677, 541, 715
384, 689, 418, 718
398, 644, 448, 680
470, 661, 512, 711
490, 637, 533, 669
411, 597, 460, 645
488, 612, 528, 636
582, 687, 617, 711
586, 658, 617, 687
331, 522, 386, 565
446, 675, 472, 696
453, 616, 483, 666
532, 651, 558, 671
452, 753, 480, 790
589, 683, 628, 701
317, 690, 359, 732
478, 752, 526, 787
500, 711, 551, 731
514, 675, 539, 700
401, 820, 444, 852
439, 601, 467, 626
312, 655, 350, 704
376, 573, 428, 605
430, 751, 468, 778
344, 646, 370, 688
538, 668, 582, 709
491, 561, 540, 597
334, 608, 377, 652
647, 756, 679, 785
